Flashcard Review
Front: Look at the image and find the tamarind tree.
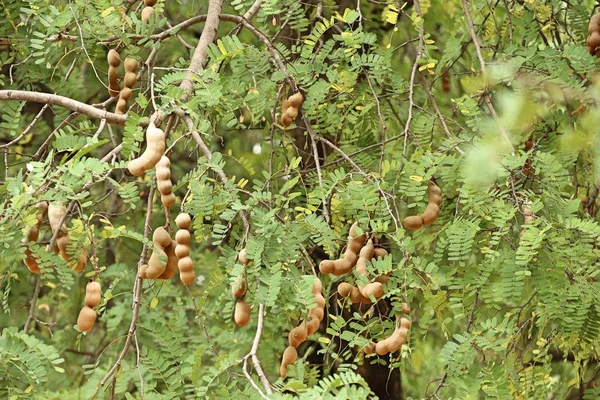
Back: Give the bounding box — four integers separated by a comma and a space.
2, 0, 600, 398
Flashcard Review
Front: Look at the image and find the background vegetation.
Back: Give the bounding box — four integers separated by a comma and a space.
2, 0, 600, 398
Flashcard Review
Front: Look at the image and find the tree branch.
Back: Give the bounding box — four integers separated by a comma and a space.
0, 90, 127, 125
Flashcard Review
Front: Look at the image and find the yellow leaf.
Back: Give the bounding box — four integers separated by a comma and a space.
409, 175, 423, 182
150, 297, 159, 309
25, 385, 33, 394
101, 7, 115, 17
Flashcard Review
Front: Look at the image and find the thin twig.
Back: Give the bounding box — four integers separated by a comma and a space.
241, 303, 272, 396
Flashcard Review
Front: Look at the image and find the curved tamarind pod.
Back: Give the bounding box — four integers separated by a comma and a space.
306, 316, 320, 336
590, 14, 600, 31
332, 254, 358, 275
286, 106, 298, 120
127, 122, 166, 176
403, 215, 423, 231
421, 203, 440, 226
348, 286, 371, 304
123, 72, 137, 88
73, 248, 88, 272
373, 248, 387, 259
85, 281, 102, 308
139, 264, 149, 279
56, 235, 71, 262
356, 240, 384, 300
288, 93, 304, 108
144, 0, 157, 5
175, 213, 192, 230
314, 293, 326, 309
24, 249, 41, 274
115, 98, 128, 115
308, 306, 324, 322
161, 193, 176, 208
319, 259, 335, 274
237, 248, 249, 265
108, 67, 120, 97
120, 87, 133, 102
280, 345, 298, 378
146, 247, 167, 279
153, 227, 171, 247
77, 306, 97, 332
588, 31, 600, 51
400, 317, 411, 330
281, 113, 292, 127
234, 299, 251, 326
141, 6, 155, 22
107, 50, 121, 67
288, 323, 308, 347
48, 203, 67, 234
348, 221, 367, 252
312, 277, 323, 294
23, 201, 48, 273
158, 240, 178, 280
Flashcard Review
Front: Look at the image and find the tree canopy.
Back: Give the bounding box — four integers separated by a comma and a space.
2, 0, 600, 399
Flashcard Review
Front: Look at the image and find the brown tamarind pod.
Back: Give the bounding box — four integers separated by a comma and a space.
120, 87, 133, 102
288, 323, 308, 347
403, 215, 423, 231
155, 156, 176, 208
115, 98, 128, 115
337, 282, 353, 297
73, 249, 88, 272
144, 0, 157, 6
178, 256, 195, 285
123, 72, 137, 89
306, 316, 320, 336
158, 240, 179, 280
281, 113, 292, 127
286, 106, 298, 120
77, 306, 97, 332
402, 302, 411, 315
141, 6, 155, 22
280, 345, 298, 378
139, 264, 149, 279
288, 93, 304, 108
175, 213, 191, 230
588, 31, 600, 51
234, 299, 251, 326
107, 49, 121, 67
146, 227, 172, 279
312, 277, 323, 294
589, 14, 600, 32
85, 281, 102, 308
421, 203, 440, 226
231, 276, 247, 298
48, 203, 67, 235
23, 201, 48, 274
56, 235, 71, 263
128, 122, 166, 176
238, 248, 249, 265
364, 342, 376, 355
124, 57, 138, 74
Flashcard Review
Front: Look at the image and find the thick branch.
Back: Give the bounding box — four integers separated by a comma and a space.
0, 90, 127, 125
180, 0, 224, 95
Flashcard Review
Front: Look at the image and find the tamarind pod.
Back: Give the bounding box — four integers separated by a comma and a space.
158, 240, 178, 280
115, 98, 127, 115
127, 122, 166, 176
348, 222, 367, 253
373, 248, 387, 259
139, 264, 149, 279
107, 49, 121, 67
281, 113, 292, 127
108, 66, 119, 84
77, 306, 97, 332
153, 227, 171, 247
428, 181, 442, 195
237, 248, 249, 265
157, 179, 172, 194
24, 249, 41, 274
231, 276, 247, 298
590, 14, 600, 31
286, 106, 298, 120
312, 277, 323, 294
375, 339, 390, 355
403, 215, 423, 231
146, 248, 167, 279
421, 203, 440, 226
349, 286, 367, 303
442, 71, 451, 93
288, 323, 308, 347
401, 302, 411, 315
524, 216, 535, 225
280, 345, 298, 378
282, 99, 290, 111
109, 81, 121, 97
85, 281, 102, 308
56, 234, 71, 263
332, 258, 355, 275
588, 31, 600, 51
124, 57, 139, 74
175, 213, 192, 230
120, 87, 133, 102
73, 248, 88, 272
123, 72, 137, 89
363, 342, 376, 355
141, 6, 155, 23
175, 243, 190, 259
375, 274, 390, 284
400, 317, 412, 330
48, 203, 67, 234
358, 239, 374, 264
309, 306, 324, 322
144, 0, 157, 6
360, 282, 384, 300
319, 259, 335, 274
314, 293, 326, 309
234, 299, 251, 326
156, 168, 171, 181
306, 316, 320, 335
338, 282, 353, 297
387, 328, 409, 353
288, 93, 304, 108
175, 229, 191, 245
161, 193, 176, 208
178, 256, 195, 285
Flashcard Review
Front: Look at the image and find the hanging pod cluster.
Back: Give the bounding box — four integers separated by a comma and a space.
281, 92, 304, 128
77, 281, 101, 333
175, 213, 196, 285
233, 249, 251, 327
140, 227, 178, 280
280, 278, 325, 378
23, 201, 48, 273
116, 58, 138, 115
156, 156, 176, 208
107, 50, 121, 97
363, 304, 411, 355
141, 0, 157, 22
587, 13, 600, 56
48, 203, 87, 272
403, 181, 442, 231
